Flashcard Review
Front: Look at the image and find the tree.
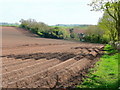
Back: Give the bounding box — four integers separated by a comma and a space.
89, 0, 120, 41
69, 28, 74, 33
20, 19, 49, 34
69, 28, 77, 39
98, 11, 118, 41
84, 25, 107, 43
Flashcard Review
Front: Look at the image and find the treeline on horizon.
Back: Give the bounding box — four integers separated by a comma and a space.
0, 22, 90, 27
19, 19, 71, 39
19, 18, 112, 44
0, 22, 19, 26
16, 0, 120, 47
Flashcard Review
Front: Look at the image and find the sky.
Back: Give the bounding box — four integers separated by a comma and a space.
0, 0, 103, 25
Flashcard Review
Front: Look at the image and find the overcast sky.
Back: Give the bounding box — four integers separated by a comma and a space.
0, 0, 103, 25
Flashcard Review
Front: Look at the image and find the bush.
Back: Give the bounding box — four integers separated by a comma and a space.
83, 25, 110, 44
109, 41, 120, 51
104, 44, 118, 54
20, 19, 49, 33
84, 34, 109, 44
20, 19, 70, 40
39, 27, 70, 39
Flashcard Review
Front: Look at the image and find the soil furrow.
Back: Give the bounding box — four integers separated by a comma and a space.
2, 57, 23, 65
45, 58, 91, 88
4, 58, 77, 88
2, 59, 60, 85
2, 59, 38, 73
21, 58, 90, 88
2, 59, 33, 68
2, 59, 47, 74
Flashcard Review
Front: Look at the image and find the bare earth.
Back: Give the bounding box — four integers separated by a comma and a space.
1, 26, 104, 88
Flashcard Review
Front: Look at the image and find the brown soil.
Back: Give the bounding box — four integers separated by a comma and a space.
1, 26, 104, 88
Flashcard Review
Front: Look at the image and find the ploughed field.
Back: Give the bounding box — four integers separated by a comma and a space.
1, 27, 104, 88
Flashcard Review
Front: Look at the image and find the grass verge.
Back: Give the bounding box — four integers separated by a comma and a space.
76, 44, 119, 89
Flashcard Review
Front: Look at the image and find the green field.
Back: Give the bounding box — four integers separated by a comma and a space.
50, 25, 89, 30
0, 25, 19, 27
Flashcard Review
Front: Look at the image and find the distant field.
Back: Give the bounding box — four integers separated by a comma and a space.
51, 25, 89, 30
50, 25, 88, 34
0, 25, 19, 27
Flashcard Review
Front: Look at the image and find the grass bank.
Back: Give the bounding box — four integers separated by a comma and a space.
76, 44, 119, 89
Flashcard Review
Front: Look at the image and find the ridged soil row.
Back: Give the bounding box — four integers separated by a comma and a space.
74, 48, 98, 59
5, 58, 77, 88
2, 59, 47, 76
2, 58, 33, 68
2, 59, 61, 86
2, 57, 23, 65
2, 59, 44, 73
31, 58, 91, 88
73, 48, 99, 57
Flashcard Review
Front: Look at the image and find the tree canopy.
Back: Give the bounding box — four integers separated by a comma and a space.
90, 0, 120, 41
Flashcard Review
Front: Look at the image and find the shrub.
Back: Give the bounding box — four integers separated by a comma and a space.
83, 25, 110, 44
104, 44, 118, 54
41, 27, 70, 39
20, 19, 49, 34
20, 19, 70, 40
